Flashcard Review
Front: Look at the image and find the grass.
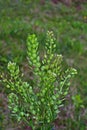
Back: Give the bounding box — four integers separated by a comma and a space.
0, 0, 87, 129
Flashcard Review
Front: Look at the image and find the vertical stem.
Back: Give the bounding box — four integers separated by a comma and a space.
40, 124, 51, 130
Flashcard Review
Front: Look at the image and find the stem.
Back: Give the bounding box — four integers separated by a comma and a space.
40, 124, 52, 130
23, 117, 30, 126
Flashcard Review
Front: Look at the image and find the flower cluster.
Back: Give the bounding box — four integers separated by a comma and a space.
1, 31, 77, 130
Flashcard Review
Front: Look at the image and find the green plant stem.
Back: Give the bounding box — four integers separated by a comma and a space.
23, 117, 30, 126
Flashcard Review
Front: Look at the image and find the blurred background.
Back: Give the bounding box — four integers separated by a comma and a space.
0, 0, 87, 129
